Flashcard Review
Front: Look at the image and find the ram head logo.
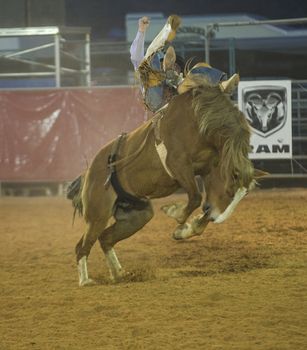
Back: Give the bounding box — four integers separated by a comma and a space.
245, 91, 286, 137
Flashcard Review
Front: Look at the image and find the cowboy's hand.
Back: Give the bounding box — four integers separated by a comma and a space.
138, 17, 150, 32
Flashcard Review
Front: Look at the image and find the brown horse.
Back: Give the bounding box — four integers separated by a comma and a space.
71, 77, 266, 286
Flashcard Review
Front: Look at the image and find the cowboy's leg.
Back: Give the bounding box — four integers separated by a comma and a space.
145, 15, 181, 59
144, 86, 164, 112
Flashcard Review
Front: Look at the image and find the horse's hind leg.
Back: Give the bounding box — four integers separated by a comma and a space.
98, 201, 154, 281
76, 218, 110, 286
75, 184, 116, 287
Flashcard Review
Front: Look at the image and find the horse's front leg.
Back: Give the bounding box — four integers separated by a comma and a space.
173, 211, 210, 240
171, 177, 213, 240
161, 164, 202, 224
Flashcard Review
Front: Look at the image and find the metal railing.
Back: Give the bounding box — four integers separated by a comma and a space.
199, 17, 307, 64
0, 26, 91, 87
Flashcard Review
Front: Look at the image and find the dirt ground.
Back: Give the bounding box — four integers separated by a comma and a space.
0, 189, 306, 350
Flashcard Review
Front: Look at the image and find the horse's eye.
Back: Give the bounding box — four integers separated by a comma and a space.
233, 173, 239, 181
226, 189, 235, 198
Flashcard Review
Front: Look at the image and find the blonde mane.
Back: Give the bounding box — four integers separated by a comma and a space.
190, 76, 254, 187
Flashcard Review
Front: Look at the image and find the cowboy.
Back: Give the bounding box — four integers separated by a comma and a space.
130, 15, 184, 112
130, 15, 239, 112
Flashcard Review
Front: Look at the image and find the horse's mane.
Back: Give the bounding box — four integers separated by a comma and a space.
190, 76, 254, 187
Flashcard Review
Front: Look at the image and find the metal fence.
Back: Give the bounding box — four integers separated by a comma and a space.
0, 26, 91, 88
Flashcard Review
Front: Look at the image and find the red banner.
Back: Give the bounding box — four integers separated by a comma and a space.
0, 87, 147, 181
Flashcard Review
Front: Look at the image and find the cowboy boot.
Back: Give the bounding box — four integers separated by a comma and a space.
166, 15, 181, 42
220, 73, 240, 93
145, 15, 181, 59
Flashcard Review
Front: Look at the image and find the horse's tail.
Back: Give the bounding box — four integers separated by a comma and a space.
66, 175, 84, 222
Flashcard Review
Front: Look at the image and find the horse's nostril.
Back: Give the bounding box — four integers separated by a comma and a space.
203, 203, 211, 214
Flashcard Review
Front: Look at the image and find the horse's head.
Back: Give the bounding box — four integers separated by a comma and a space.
187, 81, 269, 223
203, 165, 267, 223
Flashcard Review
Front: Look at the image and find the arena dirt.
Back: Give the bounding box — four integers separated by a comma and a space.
0, 189, 306, 349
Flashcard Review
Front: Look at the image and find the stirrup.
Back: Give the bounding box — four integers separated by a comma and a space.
220, 73, 240, 93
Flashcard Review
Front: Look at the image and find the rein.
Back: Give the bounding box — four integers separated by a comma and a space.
106, 121, 153, 173
152, 110, 175, 178
104, 105, 175, 203
107, 107, 168, 173
103, 110, 171, 209
105, 133, 148, 210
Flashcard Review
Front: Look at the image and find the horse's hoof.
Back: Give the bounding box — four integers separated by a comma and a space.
161, 202, 185, 219
173, 223, 194, 240
79, 278, 96, 287
110, 270, 136, 283
161, 203, 175, 215
109, 269, 126, 282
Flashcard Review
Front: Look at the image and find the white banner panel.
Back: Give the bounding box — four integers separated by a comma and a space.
238, 80, 292, 159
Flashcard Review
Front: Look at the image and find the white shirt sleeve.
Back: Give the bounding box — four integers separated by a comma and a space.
130, 31, 145, 70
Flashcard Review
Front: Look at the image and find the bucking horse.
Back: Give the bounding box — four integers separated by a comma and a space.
68, 74, 267, 286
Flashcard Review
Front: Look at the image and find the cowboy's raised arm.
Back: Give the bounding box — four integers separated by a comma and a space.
130, 16, 150, 70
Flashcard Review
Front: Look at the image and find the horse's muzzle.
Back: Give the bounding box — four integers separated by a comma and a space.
203, 203, 214, 221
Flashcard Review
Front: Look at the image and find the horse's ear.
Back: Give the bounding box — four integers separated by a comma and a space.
253, 168, 270, 179
163, 46, 176, 72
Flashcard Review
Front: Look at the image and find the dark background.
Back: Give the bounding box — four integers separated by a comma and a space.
1, 0, 307, 40
65, 0, 307, 39
1, 0, 306, 82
